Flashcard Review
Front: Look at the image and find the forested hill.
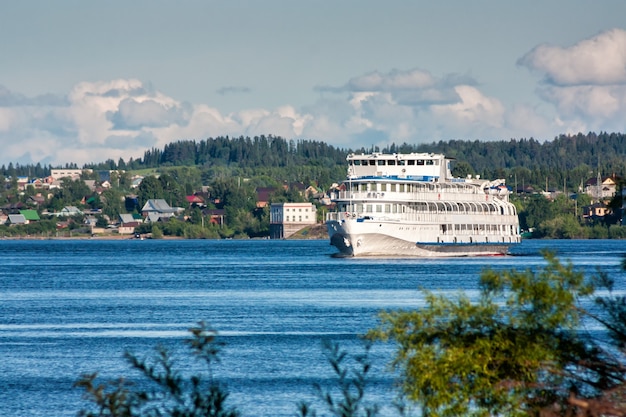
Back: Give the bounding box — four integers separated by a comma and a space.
401, 132, 626, 174
2, 132, 626, 186
140, 135, 348, 168
99, 131, 626, 177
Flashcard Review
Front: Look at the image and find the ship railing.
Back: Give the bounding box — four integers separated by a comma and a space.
326, 210, 518, 226
335, 190, 507, 203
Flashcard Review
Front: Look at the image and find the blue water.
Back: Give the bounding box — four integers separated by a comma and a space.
0, 239, 624, 416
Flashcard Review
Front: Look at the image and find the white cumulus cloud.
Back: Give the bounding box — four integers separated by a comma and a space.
518, 28, 626, 134
519, 28, 626, 86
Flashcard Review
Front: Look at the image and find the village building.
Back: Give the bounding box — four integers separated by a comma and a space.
585, 175, 620, 200
269, 202, 317, 239
141, 199, 184, 222
50, 169, 89, 180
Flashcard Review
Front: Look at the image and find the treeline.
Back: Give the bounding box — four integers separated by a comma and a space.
2, 132, 626, 191
385, 131, 626, 191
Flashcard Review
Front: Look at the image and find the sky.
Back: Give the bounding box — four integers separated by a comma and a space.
1, 1, 626, 167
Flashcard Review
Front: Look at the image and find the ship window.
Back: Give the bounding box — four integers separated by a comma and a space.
399, 184, 405, 192
398, 160, 406, 166
417, 160, 425, 165
352, 160, 361, 166
361, 160, 368, 165
390, 184, 396, 192
380, 183, 387, 191
388, 160, 396, 165
360, 184, 367, 191
376, 205, 382, 213
377, 160, 385, 166
368, 160, 375, 166
366, 205, 373, 213
426, 159, 434, 165
385, 204, 391, 213
407, 160, 415, 165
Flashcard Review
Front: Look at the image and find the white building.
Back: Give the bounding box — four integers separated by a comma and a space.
269, 202, 317, 239
50, 169, 90, 180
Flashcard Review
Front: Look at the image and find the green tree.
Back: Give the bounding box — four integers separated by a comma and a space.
137, 176, 164, 208
370, 252, 626, 417
75, 322, 239, 417
151, 224, 163, 239
519, 194, 553, 231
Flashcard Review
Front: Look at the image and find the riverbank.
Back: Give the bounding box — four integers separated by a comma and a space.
0, 225, 329, 241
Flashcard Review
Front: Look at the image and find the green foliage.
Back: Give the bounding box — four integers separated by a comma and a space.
95, 214, 109, 228
297, 341, 380, 417
537, 214, 585, 238
369, 252, 612, 417
151, 224, 163, 239
137, 176, 164, 209
75, 322, 240, 417
0, 218, 58, 237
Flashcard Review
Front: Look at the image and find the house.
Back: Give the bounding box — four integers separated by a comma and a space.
269, 202, 317, 239
119, 213, 139, 224
117, 213, 143, 234
16, 176, 29, 191
186, 195, 206, 208
28, 178, 45, 189
141, 199, 183, 221
585, 175, 620, 200
28, 194, 46, 207
203, 208, 225, 226
130, 176, 144, 188
19, 210, 40, 223
255, 187, 276, 208
286, 181, 306, 196
582, 202, 610, 221
7, 214, 26, 225
50, 169, 84, 180
60, 206, 83, 216
1, 202, 26, 214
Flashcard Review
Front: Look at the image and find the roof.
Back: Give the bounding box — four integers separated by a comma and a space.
119, 213, 136, 224
186, 195, 205, 204
8, 214, 26, 224
62, 206, 82, 214
204, 208, 225, 216
19, 209, 40, 221
256, 187, 276, 202
141, 199, 180, 214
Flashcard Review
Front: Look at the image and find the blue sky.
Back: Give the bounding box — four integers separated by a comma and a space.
1, 1, 625, 166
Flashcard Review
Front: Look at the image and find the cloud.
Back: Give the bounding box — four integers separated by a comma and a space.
0, 72, 545, 166
518, 29, 626, 86
108, 98, 192, 129
216, 86, 252, 96
4, 29, 624, 168
518, 28, 626, 134
315, 68, 465, 106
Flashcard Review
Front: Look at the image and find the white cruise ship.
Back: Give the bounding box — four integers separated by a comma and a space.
325, 152, 521, 257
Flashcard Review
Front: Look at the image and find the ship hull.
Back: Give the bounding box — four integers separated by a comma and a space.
327, 219, 518, 257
